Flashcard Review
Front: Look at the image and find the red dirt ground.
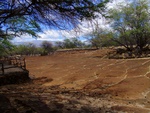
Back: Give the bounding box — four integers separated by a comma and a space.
25, 48, 150, 112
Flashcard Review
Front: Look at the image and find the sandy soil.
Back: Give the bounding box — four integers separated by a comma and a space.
24, 48, 150, 112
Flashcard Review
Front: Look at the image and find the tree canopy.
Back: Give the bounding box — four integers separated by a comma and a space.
109, 0, 150, 52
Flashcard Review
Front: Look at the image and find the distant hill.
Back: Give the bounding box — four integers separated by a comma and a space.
11, 40, 57, 47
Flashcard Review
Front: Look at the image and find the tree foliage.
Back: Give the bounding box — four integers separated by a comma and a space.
41, 41, 54, 55
85, 20, 116, 49
57, 38, 85, 49
12, 43, 38, 55
87, 30, 115, 48
109, 0, 150, 52
0, 38, 14, 57
12, 43, 48, 56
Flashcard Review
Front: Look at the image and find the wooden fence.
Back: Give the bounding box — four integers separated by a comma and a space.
0, 56, 26, 75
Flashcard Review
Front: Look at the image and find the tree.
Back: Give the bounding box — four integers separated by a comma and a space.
55, 41, 64, 49
63, 39, 75, 48
13, 45, 26, 55
109, 0, 150, 53
85, 20, 115, 49
41, 41, 54, 55
88, 31, 115, 49
26, 43, 37, 55
0, 38, 14, 57
71, 38, 85, 48
62, 38, 85, 49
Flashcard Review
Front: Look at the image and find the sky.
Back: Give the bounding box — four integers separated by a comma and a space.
11, 0, 130, 46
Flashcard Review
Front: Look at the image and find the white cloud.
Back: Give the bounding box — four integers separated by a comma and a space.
107, 0, 132, 9
12, 35, 35, 42
38, 30, 62, 41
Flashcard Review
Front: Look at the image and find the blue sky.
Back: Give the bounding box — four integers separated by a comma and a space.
11, 0, 130, 46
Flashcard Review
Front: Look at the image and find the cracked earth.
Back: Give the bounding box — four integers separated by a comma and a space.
0, 48, 150, 113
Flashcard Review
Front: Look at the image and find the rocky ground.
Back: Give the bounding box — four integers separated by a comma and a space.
0, 80, 149, 113
0, 48, 150, 113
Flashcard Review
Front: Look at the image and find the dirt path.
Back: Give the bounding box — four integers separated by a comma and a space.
21, 49, 149, 112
